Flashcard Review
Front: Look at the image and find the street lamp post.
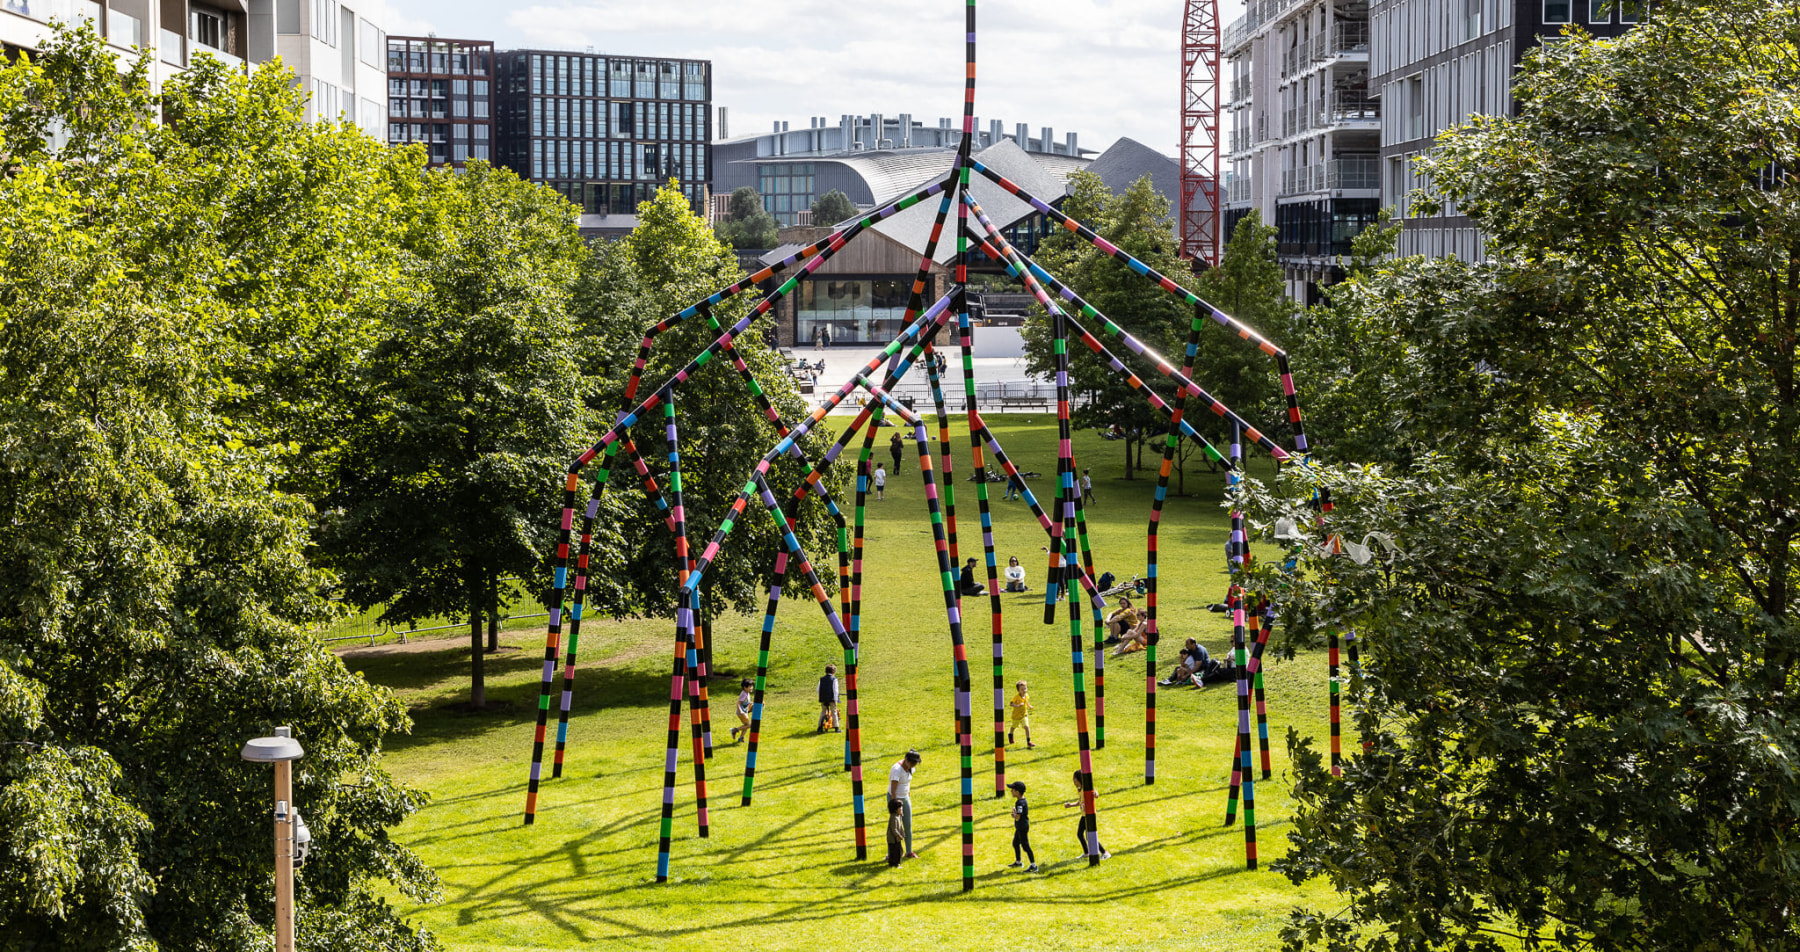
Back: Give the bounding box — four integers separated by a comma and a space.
241, 726, 305, 952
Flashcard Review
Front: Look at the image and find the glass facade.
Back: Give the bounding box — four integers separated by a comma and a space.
386, 37, 494, 167
795, 278, 911, 346
495, 51, 710, 215
756, 163, 815, 226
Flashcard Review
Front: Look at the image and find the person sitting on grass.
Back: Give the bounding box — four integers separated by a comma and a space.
1004, 556, 1029, 592
957, 557, 986, 597
1160, 639, 1219, 686
1103, 597, 1141, 643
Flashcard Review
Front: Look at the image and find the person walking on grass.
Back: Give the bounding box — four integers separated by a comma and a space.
886, 798, 907, 867
1063, 769, 1111, 861
817, 665, 840, 732
731, 678, 753, 742
890, 431, 905, 474
873, 463, 887, 500
1081, 468, 1094, 503
1007, 781, 1038, 872
889, 749, 922, 858
1008, 680, 1035, 748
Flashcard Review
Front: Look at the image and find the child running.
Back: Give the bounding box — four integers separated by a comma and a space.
1063, 769, 1111, 861
1008, 680, 1035, 748
1007, 781, 1038, 872
730, 678, 753, 742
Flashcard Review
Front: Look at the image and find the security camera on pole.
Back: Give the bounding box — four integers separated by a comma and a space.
241, 726, 308, 952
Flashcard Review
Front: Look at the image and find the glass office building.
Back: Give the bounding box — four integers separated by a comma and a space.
494, 50, 710, 215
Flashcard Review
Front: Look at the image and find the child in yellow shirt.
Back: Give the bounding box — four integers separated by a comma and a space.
1008, 680, 1035, 748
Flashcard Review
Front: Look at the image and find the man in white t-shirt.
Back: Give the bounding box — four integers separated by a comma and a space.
888, 749, 922, 859
873, 464, 887, 500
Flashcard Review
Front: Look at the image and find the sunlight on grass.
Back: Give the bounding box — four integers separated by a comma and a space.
343, 417, 1340, 951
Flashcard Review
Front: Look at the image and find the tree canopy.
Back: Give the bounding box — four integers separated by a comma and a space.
570, 182, 841, 618
1270, 3, 1800, 948
715, 185, 778, 249
1021, 172, 1198, 478
809, 189, 857, 227
319, 162, 592, 709
0, 27, 435, 950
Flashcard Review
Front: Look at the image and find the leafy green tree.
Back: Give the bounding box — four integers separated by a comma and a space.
1269, 4, 1800, 948
715, 185, 778, 249
1022, 172, 1194, 478
0, 27, 435, 951
322, 162, 591, 710
1181, 210, 1296, 484
809, 188, 857, 227
570, 182, 840, 618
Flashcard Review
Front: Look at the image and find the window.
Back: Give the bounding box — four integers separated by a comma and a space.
1543, 0, 1571, 23
312, 0, 337, 45
1619, 0, 1642, 21
1407, 75, 1425, 140
277, 0, 301, 34
635, 62, 655, 99
189, 8, 223, 49
359, 20, 384, 67
611, 62, 630, 97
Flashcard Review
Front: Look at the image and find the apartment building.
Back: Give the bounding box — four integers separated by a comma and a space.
1224, 0, 1380, 304
492, 50, 711, 216
1373, 0, 1638, 261
385, 36, 492, 168
0, 0, 388, 137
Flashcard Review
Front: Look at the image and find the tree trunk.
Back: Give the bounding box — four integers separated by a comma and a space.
486, 573, 500, 652
1122, 433, 1134, 480
468, 568, 486, 708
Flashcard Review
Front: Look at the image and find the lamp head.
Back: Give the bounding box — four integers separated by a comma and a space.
241, 726, 305, 763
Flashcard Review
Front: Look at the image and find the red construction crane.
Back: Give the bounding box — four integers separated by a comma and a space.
1180, 0, 1221, 267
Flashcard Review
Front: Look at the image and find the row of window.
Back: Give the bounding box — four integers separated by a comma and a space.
387, 40, 491, 76
388, 123, 490, 142
1544, 0, 1643, 26
512, 53, 707, 102
522, 99, 704, 143
544, 181, 705, 217
528, 139, 706, 183
1384, 44, 1509, 145
1370, 0, 1510, 76
391, 97, 490, 119
274, 0, 384, 70
388, 78, 491, 98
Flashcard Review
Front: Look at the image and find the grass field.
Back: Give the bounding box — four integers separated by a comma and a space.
342, 416, 1340, 951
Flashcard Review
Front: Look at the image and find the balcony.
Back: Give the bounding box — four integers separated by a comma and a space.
193, 45, 244, 73
1327, 155, 1380, 191
159, 28, 183, 68
1328, 94, 1379, 125
106, 9, 141, 47
1228, 176, 1253, 204
3, 0, 100, 27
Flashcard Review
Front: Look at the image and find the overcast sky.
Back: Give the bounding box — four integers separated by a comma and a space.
379, 0, 1247, 158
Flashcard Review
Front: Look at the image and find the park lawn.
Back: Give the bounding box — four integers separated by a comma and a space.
346, 415, 1341, 951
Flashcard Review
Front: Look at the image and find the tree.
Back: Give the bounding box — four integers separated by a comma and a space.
0, 27, 436, 951
322, 162, 592, 710
715, 185, 778, 249
1270, 4, 1800, 948
1021, 172, 1194, 478
1183, 210, 1296, 485
569, 182, 841, 620
809, 188, 857, 227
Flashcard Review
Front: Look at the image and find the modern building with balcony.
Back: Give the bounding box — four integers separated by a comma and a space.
491, 49, 711, 217
384, 36, 492, 168
1224, 0, 1380, 304
1, 0, 388, 138
1372, 0, 1638, 262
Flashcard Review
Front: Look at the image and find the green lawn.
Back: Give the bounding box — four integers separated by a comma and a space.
344, 416, 1339, 951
